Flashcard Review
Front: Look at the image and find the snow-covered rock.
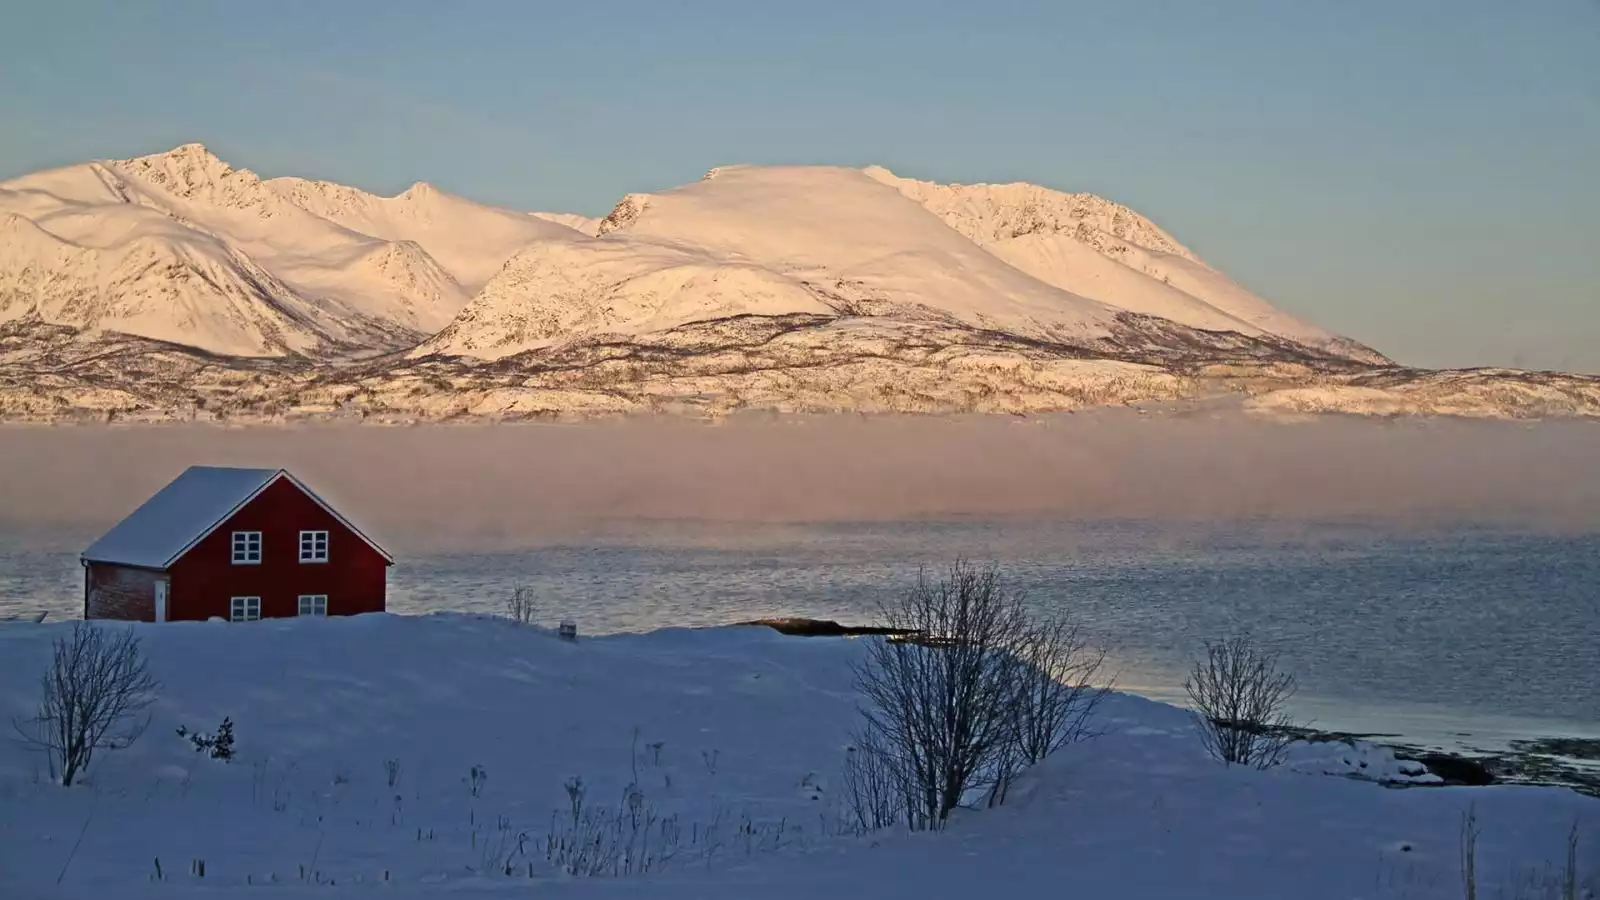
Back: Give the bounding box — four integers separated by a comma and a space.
1286, 738, 1446, 785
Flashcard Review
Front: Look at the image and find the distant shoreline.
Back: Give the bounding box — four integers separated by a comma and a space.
746, 616, 1600, 797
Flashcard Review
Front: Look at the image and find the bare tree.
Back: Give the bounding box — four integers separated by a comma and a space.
852, 560, 1028, 830
506, 585, 536, 626
1184, 635, 1298, 769
12, 622, 159, 786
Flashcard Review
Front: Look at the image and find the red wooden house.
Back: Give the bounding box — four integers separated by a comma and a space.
81, 466, 393, 622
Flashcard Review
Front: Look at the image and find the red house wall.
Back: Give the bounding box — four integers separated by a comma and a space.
85, 563, 161, 622
167, 478, 389, 621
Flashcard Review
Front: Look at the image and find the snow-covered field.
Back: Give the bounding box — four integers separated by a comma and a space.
1, 614, 1594, 899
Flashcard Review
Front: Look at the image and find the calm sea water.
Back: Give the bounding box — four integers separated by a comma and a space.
3, 519, 1596, 749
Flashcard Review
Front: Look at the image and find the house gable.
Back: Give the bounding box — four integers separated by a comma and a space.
165, 477, 390, 621
167, 471, 394, 568
81, 466, 392, 570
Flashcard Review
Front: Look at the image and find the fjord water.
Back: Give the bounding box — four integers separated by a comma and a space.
5, 518, 1596, 750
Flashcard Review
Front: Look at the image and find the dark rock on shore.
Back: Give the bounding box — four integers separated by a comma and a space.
1509, 737, 1600, 761
742, 617, 911, 638
1391, 751, 1496, 787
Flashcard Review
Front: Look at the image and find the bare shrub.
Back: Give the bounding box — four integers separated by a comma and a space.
851, 561, 1115, 829
1184, 635, 1298, 769
1566, 822, 1591, 900
852, 560, 1030, 830
506, 586, 536, 626
1459, 813, 1595, 900
475, 814, 531, 876
11, 622, 159, 786
850, 561, 1116, 828
839, 728, 906, 835
1516, 821, 1596, 900
989, 611, 1111, 805
544, 777, 681, 877
1007, 612, 1111, 764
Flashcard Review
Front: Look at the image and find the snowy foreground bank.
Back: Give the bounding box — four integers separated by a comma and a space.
1, 614, 1594, 899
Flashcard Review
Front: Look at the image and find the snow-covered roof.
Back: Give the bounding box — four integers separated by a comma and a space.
81, 466, 392, 569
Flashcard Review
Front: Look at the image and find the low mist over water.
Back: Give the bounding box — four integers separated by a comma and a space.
3, 413, 1600, 547
3, 414, 1597, 746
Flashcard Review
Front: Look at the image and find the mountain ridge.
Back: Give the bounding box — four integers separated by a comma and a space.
0, 143, 1590, 423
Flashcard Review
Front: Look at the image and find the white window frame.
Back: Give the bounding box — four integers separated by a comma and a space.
299, 530, 330, 563
230, 596, 261, 622
231, 531, 262, 565
297, 594, 328, 617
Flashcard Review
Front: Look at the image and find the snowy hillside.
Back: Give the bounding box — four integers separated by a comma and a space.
265, 176, 580, 290
419, 165, 1126, 360
417, 238, 838, 359
864, 166, 1388, 364
0, 145, 577, 355
0, 615, 1593, 898
2, 142, 1596, 420
0, 209, 333, 357
531, 211, 602, 236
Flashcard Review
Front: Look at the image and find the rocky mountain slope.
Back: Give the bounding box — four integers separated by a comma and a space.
0, 144, 1593, 423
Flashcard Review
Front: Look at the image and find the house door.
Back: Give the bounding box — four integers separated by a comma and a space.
154, 580, 169, 623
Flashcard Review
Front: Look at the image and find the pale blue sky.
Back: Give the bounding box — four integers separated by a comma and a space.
2, 1, 1595, 371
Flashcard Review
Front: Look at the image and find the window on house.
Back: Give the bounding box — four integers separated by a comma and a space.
299, 530, 329, 563
231, 531, 262, 564
298, 594, 328, 617
230, 596, 261, 622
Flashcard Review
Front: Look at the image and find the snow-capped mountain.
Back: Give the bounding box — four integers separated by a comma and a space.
265, 175, 577, 290
418, 165, 1133, 360
862, 166, 1388, 364
420, 164, 1396, 364
0, 208, 338, 356
531, 211, 603, 236
0, 143, 1593, 423
0, 144, 580, 355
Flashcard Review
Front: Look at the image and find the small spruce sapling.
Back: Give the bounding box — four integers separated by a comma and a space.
175, 717, 236, 761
